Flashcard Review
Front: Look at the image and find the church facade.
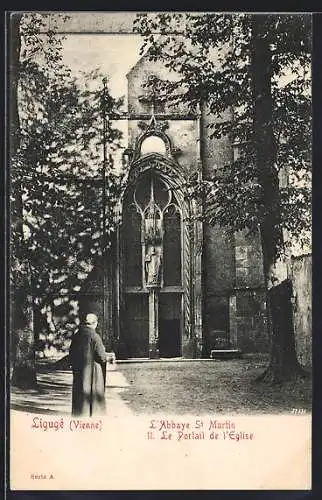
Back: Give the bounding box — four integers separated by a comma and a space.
79, 52, 269, 359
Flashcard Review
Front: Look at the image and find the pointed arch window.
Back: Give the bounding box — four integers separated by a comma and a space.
123, 202, 142, 287
163, 204, 182, 286
140, 136, 167, 156
123, 171, 182, 288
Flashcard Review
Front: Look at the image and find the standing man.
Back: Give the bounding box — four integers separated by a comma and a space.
69, 313, 108, 416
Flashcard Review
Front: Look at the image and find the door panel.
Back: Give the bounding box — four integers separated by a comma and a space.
159, 293, 182, 357
124, 294, 149, 357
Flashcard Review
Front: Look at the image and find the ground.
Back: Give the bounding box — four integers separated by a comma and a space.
10, 355, 311, 415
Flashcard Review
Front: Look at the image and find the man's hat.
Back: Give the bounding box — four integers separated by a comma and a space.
85, 313, 98, 327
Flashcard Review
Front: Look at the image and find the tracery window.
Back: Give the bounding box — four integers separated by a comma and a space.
123, 171, 182, 288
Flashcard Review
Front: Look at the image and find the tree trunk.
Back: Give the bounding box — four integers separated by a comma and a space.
10, 13, 37, 388
11, 268, 37, 388
265, 280, 308, 380
251, 16, 306, 383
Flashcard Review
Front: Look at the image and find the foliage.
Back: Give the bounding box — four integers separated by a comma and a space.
134, 13, 312, 257
11, 14, 125, 347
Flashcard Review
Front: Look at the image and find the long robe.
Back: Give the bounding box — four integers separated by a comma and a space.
69, 326, 107, 416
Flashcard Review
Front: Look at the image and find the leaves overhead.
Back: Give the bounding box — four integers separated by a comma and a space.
11, 14, 125, 320
134, 13, 312, 257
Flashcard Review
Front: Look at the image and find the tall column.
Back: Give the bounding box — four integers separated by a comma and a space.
182, 217, 193, 358
194, 215, 203, 358
229, 294, 238, 348
194, 100, 205, 358
149, 289, 159, 358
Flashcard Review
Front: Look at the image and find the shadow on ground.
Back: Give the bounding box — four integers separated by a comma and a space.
11, 370, 73, 415
10, 355, 312, 416
10, 364, 130, 416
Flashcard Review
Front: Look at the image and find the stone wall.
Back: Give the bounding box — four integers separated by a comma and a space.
202, 208, 268, 353
291, 254, 312, 367
201, 94, 268, 352
202, 105, 233, 179
234, 230, 264, 288
124, 41, 268, 355
234, 290, 268, 352
127, 119, 198, 175
127, 53, 192, 117
233, 230, 268, 352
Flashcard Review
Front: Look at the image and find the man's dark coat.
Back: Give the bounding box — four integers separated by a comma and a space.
69, 325, 107, 416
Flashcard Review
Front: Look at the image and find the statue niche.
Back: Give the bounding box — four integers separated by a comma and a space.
144, 202, 162, 288
145, 246, 162, 287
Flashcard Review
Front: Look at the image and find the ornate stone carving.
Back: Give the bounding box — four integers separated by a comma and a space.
132, 83, 180, 163
127, 155, 186, 193
132, 128, 173, 161
138, 120, 148, 130
138, 74, 166, 111
138, 117, 169, 133
171, 146, 182, 157
145, 246, 162, 288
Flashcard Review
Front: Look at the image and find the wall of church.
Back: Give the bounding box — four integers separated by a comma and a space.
202, 105, 233, 179
127, 54, 201, 177
204, 226, 235, 294
201, 103, 268, 352
233, 231, 268, 351
127, 56, 191, 117
128, 119, 198, 175
166, 121, 198, 175
235, 230, 265, 288
234, 290, 269, 352
126, 49, 269, 355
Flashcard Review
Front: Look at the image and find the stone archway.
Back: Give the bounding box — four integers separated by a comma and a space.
115, 154, 203, 359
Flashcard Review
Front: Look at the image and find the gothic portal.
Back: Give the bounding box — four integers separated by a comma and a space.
123, 170, 182, 356
79, 48, 270, 359
118, 125, 203, 358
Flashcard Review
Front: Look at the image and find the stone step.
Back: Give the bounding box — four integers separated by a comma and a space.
210, 349, 242, 360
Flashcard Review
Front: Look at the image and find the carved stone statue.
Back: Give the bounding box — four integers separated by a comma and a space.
145, 246, 162, 287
